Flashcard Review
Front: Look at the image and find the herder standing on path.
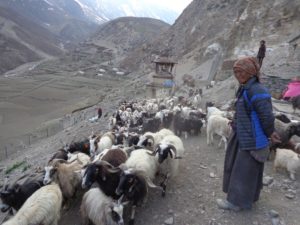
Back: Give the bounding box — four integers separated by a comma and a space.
216, 56, 281, 211
98, 107, 102, 119
257, 40, 266, 67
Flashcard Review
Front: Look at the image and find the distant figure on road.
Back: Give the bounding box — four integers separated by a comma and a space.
98, 107, 102, 119
257, 40, 266, 67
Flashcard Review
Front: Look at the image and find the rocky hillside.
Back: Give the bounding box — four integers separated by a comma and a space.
91, 17, 170, 56
120, 0, 300, 82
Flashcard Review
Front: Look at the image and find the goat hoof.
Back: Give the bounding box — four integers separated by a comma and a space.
129, 219, 135, 225
162, 190, 166, 197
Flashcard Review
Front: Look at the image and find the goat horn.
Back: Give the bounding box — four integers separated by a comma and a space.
117, 194, 124, 204
168, 144, 177, 157
145, 176, 163, 190
76, 155, 83, 165
95, 160, 120, 173
94, 160, 114, 168
146, 149, 157, 156
145, 135, 155, 144
50, 159, 67, 165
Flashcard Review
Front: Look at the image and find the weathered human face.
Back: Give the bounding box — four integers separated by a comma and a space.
233, 68, 252, 84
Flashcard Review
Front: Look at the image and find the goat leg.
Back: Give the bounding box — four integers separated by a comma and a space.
129, 205, 136, 225
160, 174, 169, 197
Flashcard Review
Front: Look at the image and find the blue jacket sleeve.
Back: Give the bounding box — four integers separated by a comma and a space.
252, 95, 275, 137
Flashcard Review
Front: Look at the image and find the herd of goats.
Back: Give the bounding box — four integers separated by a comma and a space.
1, 94, 300, 225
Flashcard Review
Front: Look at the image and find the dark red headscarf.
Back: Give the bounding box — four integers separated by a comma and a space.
233, 56, 261, 81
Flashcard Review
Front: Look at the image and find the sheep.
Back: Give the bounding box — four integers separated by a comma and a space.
274, 148, 300, 180
151, 134, 185, 196
44, 159, 83, 200
82, 148, 127, 199
115, 149, 160, 225
81, 188, 127, 225
2, 183, 62, 225
0, 172, 44, 212
206, 114, 232, 150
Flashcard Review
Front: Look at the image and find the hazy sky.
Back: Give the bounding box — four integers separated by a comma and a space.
148, 0, 193, 12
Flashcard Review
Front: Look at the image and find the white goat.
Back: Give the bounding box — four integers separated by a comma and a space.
152, 134, 185, 196
274, 148, 300, 180
137, 128, 174, 151
124, 149, 159, 181
207, 114, 232, 150
3, 183, 62, 225
67, 152, 91, 166
98, 132, 115, 153
192, 94, 202, 109
81, 188, 126, 225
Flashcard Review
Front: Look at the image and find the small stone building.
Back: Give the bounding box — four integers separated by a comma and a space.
147, 57, 177, 98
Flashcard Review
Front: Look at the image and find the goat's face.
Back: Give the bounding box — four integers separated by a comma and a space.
43, 166, 56, 185
109, 201, 125, 225
291, 123, 300, 136
0, 184, 18, 212
116, 170, 136, 196
156, 144, 174, 164
137, 136, 153, 149
81, 164, 97, 189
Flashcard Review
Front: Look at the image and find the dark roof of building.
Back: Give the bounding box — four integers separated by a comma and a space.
152, 57, 177, 64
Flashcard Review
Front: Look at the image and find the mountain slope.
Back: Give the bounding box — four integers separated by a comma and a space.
0, 6, 64, 74
92, 17, 170, 55
0, 0, 99, 42
120, 0, 300, 77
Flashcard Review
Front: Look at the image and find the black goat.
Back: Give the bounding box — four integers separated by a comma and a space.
82, 149, 127, 199
162, 111, 174, 129
142, 117, 161, 133
274, 113, 291, 123
270, 119, 300, 151
173, 113, 204, 137
48, 148, 68, 164
115, 169, 157, 225
66, 138, 90, 155
0, 172, 44, 212
291, 95, 300, 113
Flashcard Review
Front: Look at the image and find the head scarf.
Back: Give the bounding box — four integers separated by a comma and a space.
233, 56, 261, 81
